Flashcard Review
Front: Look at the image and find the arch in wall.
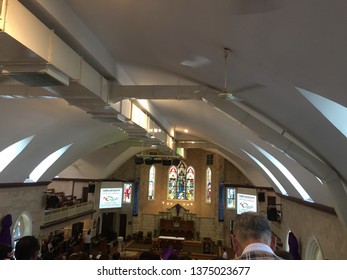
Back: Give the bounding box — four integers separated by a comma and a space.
148, 165, 156, 200
284, 230, 291, 251
305, 235, 324, 260
206, 167, 212, 203
12, 211, 33, 247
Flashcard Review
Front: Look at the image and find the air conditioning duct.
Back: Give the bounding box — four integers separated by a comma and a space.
2, 64, 70, 87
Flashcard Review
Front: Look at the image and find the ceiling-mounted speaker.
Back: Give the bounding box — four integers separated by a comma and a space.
172, 158, 180, 166
135, 157, 144, 165
162, 159, 172, 166
145, 157, 154, 165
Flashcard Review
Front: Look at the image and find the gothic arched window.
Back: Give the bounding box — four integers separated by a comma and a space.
206, 167, 212, 203
167, 161, 195, 200
12, 212, 32, 249
123, 183, 132, 203
148, 165, 155, 200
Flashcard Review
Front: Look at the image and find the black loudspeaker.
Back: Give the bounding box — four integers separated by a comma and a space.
135, 157, 144, 165
88, 183, 95, 193
162, 159, 172, 166
144, 157, 154, 165
258, 192, 265, 202
267, 207, 277, 221
172, 158, 180, 166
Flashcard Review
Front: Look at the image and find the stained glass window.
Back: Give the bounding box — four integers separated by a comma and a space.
226, 187, 236, 209
123, 183, 132, 203
167, 161, 195, 200
206, 167, 212, 203
148, 165, 155, 200
168, 166, 178, 200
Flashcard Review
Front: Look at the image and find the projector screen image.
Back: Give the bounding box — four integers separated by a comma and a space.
99, 188, 123, 209
237, 193, 257, 214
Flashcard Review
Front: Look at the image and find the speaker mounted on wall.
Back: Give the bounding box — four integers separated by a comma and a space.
267, 207, 278, 221
258, 192, 265, 202
88, 183, 95, 193
162, 159, 172, 166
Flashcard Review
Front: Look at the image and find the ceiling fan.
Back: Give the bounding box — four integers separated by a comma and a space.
217, 47, 262, 102
216, 48, 240, 101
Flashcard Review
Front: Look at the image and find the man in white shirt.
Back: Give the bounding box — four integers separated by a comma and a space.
84, 229, 92, 254
222, 247, 228, 259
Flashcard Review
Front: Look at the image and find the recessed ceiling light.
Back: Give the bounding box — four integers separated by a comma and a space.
184, 129, 189, 133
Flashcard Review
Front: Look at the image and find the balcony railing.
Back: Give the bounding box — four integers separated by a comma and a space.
44, 201, 94, 224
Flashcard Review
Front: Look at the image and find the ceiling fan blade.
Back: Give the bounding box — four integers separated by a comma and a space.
232, 83, 264, 94
217, 84, 264, 102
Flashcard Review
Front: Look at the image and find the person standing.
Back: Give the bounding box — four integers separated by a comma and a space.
84, 229, 92, 254
222, 247, 228, 259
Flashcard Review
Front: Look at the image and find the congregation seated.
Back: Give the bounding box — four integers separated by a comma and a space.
138, 251, 161, 260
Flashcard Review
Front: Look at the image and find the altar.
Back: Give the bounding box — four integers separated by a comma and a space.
158, 203, 195, 240
158, 235, 185, 251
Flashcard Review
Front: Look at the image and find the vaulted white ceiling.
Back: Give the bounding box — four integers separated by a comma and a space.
1, 0, 347, 227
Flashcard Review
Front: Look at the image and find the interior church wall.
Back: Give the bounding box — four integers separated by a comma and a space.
131, 149, 251, 242
276, 198, 347, 260
0, 184, 47, 241
223, 160, 252, 185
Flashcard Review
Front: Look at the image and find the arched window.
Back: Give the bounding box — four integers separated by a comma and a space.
305, 236, 324, 260
168, 166, 178, 200
123, 183, 132, 203
12, 212, 32, 248
148, 165, 155, 200
206, 167, 212, 203
167, 161, 195, 200
226, 188, 236, 209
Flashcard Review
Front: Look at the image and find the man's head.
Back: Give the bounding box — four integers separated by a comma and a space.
232, 212, 272, 257
15, 236, 40, 260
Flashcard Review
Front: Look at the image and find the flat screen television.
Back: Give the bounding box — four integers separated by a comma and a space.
99, 187, 123, 209
236, 193, 257, 214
